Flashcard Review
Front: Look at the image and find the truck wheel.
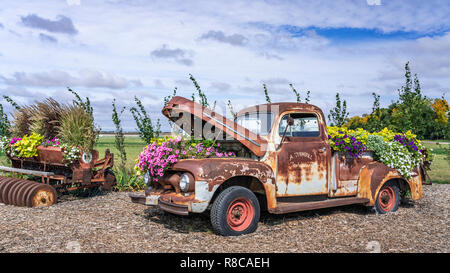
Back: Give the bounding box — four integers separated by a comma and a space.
210, 186, 260, 236
374, 181, 400, 214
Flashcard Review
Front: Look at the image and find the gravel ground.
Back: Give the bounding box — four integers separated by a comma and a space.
0, 184, 448, 253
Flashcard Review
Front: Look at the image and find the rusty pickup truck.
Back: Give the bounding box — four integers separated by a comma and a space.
130, 96, 423, 236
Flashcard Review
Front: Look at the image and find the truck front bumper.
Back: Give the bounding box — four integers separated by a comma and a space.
129, 182, 219, 215
129, 192, 189, 216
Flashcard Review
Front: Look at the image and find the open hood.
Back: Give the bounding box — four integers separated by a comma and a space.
162, 96, 268, 157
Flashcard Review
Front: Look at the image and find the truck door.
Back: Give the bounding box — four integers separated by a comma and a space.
276, 112, 330, 196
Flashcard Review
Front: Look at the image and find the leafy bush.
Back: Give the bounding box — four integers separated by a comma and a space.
112, 99, 127, 168
365, 135, 385, 154
130, 96, 161, 144
0, 103, 10, 137
113, 167, 146, 191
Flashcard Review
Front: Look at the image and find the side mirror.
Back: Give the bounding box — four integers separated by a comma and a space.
287, 116, 294, 126
278, 116, 294, 148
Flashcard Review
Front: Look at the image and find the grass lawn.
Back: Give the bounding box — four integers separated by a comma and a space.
422, 142, 450, 184
94, 135, 147, 169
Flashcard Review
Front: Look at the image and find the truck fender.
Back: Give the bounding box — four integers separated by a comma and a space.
357, 162, 415, 206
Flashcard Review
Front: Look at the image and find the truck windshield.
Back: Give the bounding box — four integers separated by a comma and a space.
235, 112, 273, 136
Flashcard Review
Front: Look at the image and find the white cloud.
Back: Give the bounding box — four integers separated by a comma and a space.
67, 0, 81, 6
1, 70, 142, 89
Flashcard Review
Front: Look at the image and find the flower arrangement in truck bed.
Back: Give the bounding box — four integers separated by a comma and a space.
136, 136, 235, 181
0, 134, 81, 165
327, 126, 432, 179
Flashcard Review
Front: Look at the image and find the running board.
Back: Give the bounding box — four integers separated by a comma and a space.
271, 197, 369, 214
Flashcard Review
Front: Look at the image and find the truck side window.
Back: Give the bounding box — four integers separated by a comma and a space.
279, 113, 320, 137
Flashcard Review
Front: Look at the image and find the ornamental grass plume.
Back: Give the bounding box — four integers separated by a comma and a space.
58, 104, 98, 151
29, 98, 66, 140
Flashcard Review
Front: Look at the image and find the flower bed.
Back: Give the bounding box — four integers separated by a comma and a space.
136, 136, 235, 181
327, 126, 432, 179
0, 133, 81, 165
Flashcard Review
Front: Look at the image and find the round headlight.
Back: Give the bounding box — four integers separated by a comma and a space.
179, 173, 191, 192
144, 171, 150, 185
82, 151, 93, 164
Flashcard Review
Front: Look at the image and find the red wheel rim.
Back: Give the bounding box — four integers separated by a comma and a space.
378, 186, 395, 212
226, 198, 255, 232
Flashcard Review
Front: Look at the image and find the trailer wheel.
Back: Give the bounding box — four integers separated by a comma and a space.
374, 181, 400, 214
100, 168, 116, 191
210, 186, 260, 236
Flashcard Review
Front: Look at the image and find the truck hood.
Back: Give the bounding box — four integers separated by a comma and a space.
162, 96, 268, 157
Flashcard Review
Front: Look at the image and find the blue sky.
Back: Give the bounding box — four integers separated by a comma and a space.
0, 0, 449, 132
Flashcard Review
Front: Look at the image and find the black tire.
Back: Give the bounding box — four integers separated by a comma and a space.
100, 168, 116, 191
374, 180, 400, 214
210, 186, 260, 236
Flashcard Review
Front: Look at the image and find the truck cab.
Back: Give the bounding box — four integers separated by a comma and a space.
130, 96, 423, 236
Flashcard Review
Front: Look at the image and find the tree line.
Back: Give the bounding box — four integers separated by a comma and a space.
328, 62, 449, 140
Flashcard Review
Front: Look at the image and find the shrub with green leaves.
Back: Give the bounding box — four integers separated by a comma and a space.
113, 167, 146, 191
365, 135, 386, 157
0, 104, 10, 137
130, 96, 161, 144
112, 99, 127, 168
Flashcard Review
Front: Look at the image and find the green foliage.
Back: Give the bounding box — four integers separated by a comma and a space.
305, 90, 311, 104
112, 99, 127, 169
365, 135, 386, 160
365, 93, 383, 132
113, 167, 146, 191
227, 100, 237, 119
58, 104, 98, 151
189, 74, 209, 107
0, 104, 10, 137
328, 92, 349, 127
263, 84, 271, 103
130, 96, 161, 143
345, 62, 449, 140
14, 133, 44, 158
289, 84, 311, 104
67, 88, 93, 118
164, 87, 177, 106
2, 95, 20, 110
289, 83, 301, 103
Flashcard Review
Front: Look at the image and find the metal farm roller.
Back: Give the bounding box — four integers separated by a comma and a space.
0, 177, 56, 207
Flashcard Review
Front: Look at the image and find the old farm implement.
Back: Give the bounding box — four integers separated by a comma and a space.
0, 147, 115, 207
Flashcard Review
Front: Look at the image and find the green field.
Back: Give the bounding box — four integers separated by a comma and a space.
422, 142, 450, 184
94, 135, 146, 169
1, 136, 448, 184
